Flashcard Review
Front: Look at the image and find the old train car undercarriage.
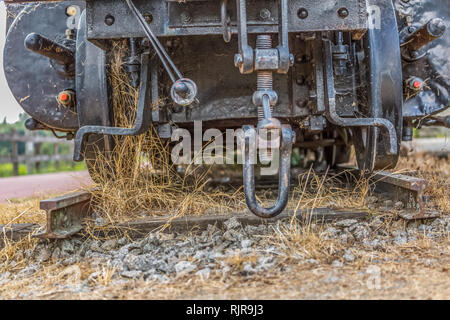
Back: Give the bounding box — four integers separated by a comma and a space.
3, 0, 449, 218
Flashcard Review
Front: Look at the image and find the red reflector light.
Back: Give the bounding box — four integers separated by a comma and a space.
59, 93, 69, 101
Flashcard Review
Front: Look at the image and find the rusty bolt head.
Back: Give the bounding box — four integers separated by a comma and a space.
297, 8, 308, 19
66, 5, 78, 17
234, 54, 243, 67
408, 77, 424, 91
57, 90, 74, 106
296, 75, 305, 85
104, 14, 115, 26
338, 8, 349, 19
181, 11, 192, 24
143, 12, 153, 24
260, 8, 271, 21
428, 18, 446, 37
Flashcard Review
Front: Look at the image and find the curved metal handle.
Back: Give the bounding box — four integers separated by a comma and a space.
242, 125, 294, 218
73, 53, 152, 161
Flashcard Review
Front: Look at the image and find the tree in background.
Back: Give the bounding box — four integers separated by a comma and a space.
0, 113, 27, 156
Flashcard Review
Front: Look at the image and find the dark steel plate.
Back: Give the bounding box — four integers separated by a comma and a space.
3, 2, 85, 131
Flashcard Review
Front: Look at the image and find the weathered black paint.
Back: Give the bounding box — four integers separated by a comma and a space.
3, 0, 449, 218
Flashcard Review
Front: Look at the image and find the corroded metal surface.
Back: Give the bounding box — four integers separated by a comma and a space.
37, 191, 92, 239
338, 165, 438, 220
371, 171, 429, 218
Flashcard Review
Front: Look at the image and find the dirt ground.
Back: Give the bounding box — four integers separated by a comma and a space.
12, 249, 448, 300
0, 214, 448, 300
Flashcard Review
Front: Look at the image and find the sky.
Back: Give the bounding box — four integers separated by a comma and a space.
0, 2, 23, 123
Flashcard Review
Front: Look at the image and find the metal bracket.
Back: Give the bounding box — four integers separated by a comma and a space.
322, 39, 398, 156
242, 125, 294, 218
401, 18, 446, 62
234, 0, 293, 74
276, 0, 291, 74
234, 0, 254, 74
371, 171, 430, 219
73, 53, 152, 162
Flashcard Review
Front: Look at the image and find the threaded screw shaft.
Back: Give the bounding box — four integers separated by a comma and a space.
255, 34, 275, 163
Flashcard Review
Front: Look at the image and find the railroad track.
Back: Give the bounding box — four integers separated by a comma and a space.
0, 167, 440, 245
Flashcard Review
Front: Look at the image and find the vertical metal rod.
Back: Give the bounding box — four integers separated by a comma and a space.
236, 0, 248, 55
125, 0, 182, 82
278, 0, 289, 48
11, 131, 18, 176
151, 59, 160, 123
221, 0, 231, 43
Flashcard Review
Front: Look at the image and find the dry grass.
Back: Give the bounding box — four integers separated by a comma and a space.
289, 166, 371, 212
91, 264, 118, 286
223, 253, 259, 272
86, 42, 245, 224
0, 196, 47, 226
0, 235, 448, 300
266, 221, 344, 264
0, 195, 53, 273
0, 235, 39, 273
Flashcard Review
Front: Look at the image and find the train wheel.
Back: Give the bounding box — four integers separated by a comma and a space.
353, 0, 403, 172
325, 144, 352, 168
324, 128, 352, 168
352, 127, 377, 171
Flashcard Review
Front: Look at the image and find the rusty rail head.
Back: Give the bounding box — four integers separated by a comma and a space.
336, 165, 438, 220
40, 191, 91, 212
371, 171, 428, 194
37, 191, 92, 239
370, 171, 430, 219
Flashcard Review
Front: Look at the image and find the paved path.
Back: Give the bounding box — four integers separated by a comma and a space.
402, 137, 449, 155
0, 171, 92, 203
410, 137, 449, 153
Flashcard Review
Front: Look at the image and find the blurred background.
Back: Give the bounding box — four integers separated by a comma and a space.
0, 2, 21, 123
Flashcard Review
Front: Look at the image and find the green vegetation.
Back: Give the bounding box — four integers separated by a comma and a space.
0, 114, 86, 177
0, 161, 86, 178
